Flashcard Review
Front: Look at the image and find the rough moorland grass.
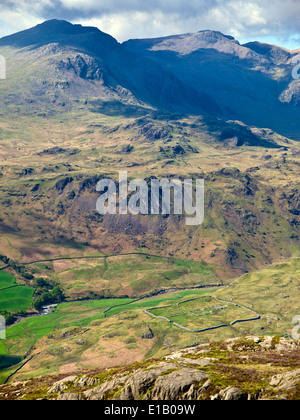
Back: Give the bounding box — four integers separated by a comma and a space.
148, 295, 255, 330
48, 254, 218, 298
218, 257, 300, 335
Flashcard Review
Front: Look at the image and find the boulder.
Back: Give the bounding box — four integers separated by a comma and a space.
48, 376, 78, 394
211, 387, 249, 401
83, 375, 129, 400
149, 368, 209, 400
270, 369, 300, 391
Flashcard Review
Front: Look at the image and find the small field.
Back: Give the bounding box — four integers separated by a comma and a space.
0, 271, 16, 290
0, 271, 34, 313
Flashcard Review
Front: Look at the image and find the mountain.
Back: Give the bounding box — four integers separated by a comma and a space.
123, 30, 254, 56
123, 31, 300, 139
0, 19, 119, 52
0, 21, 299, 137
243, 41, 292, 64
0, 20, 219, 117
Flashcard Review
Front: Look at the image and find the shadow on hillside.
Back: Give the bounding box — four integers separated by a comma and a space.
91, 99, 189, 121
90, 100, 152, 118
0, 355, 23, 370
199, 116, 284, 149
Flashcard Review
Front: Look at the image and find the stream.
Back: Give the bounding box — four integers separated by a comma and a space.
12, 304, 58, 325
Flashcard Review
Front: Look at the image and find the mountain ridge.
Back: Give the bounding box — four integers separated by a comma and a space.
123, 29, 257, 58
0, 20, 299, 138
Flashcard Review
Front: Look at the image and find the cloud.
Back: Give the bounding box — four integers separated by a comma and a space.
0, 0, 50, 38
0, 0, 299, 48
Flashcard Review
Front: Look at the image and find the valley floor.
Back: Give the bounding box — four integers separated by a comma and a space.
0, 257, 299, 385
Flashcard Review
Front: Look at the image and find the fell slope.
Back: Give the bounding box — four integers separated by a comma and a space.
0, 21, 299, 389
1, 336, 299, 400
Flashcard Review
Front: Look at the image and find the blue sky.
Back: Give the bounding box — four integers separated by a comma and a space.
0, 0, 299, 49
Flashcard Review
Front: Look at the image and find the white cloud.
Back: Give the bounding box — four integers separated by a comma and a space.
77, 12, 201, 42
62, 0, 300, 47
0, 12, 40, 38
0, 0, 51, 37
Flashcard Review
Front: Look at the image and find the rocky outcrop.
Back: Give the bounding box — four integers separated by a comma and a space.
138, 123, 171, 142
54, 177, 73, 193
121, 363, 176, 400
141, 326, 154, 339
145, 368, 209, 400
270, 369, 300, 392
83, 375, 130, 400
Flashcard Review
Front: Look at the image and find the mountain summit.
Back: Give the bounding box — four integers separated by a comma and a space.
0, 19, 119, 51
124, 30, 248, 56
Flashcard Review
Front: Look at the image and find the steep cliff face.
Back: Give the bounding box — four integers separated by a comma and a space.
1, 336, 299, 400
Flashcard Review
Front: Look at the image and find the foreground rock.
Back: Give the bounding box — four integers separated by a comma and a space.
1, 336, 299, 400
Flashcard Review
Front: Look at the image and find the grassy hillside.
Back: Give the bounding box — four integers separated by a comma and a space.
25, 253, 218, 299
0, 271, 16, 290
